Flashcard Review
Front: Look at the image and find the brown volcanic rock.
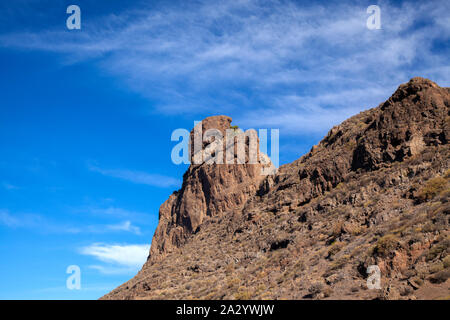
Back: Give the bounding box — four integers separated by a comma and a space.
103, 78, 449, 300
352, 77, 447, 171
149, 115, 273, 263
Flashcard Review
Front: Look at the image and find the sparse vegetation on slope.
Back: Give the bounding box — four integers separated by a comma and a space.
103, 78, 450, 300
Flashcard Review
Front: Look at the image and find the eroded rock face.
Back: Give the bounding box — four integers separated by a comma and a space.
149, 115, 273, 262
351, 77, 448, 171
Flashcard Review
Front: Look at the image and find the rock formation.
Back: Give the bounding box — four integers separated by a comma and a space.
103, 77, 449, 300
149, 115, 273, 262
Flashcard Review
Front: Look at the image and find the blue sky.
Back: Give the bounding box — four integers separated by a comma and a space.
0, 0, 448, 299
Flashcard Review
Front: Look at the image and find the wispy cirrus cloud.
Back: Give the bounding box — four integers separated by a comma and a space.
0, 0, 448, 136
2, 181, 19, 190
105, 220, 141, 235
72, 205, 157, 226
85, 206, 151, 219
88, 163, 181, 188
0, 209, 44, 228
80, 243, 150, 275
88, 265, 141, 276
0, 209, 143, 235
67, 220, 143, 235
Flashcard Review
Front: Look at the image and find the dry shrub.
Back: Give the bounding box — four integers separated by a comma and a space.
371, 234, 400, 257
417, 177, 447, 202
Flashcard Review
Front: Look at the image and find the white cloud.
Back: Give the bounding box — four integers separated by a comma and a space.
0, 0, 448, 136
74, 205, 157, 226
238, 86, 390, 134
88, 164, 181, 188
80, 243, 150, 274
105, 220, 141, 235
0, 209, 44, 228
89, 207, 137, 217
87, 206, 151, 220
2, 181, 19, 190
88, 265, 140, 276
0, 209, 144, 235
66, 220, 143, 235
0, 210, 20, 227
35, 284, 115, 294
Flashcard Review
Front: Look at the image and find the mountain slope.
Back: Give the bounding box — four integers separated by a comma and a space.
103, 77, 450, 300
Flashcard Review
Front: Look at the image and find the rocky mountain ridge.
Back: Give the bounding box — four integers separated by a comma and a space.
103, 77, 449, 300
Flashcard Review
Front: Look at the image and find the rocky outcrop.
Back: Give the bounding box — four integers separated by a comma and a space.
149, 115, 273, 263
249, 78, 449, 214
351, 77, 448, 171
104, 78, 449, 300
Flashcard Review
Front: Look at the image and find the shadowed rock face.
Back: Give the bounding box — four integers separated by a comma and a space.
104, 78, 450, 300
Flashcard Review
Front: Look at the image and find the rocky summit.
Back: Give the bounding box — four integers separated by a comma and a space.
103, 77, 449, 300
